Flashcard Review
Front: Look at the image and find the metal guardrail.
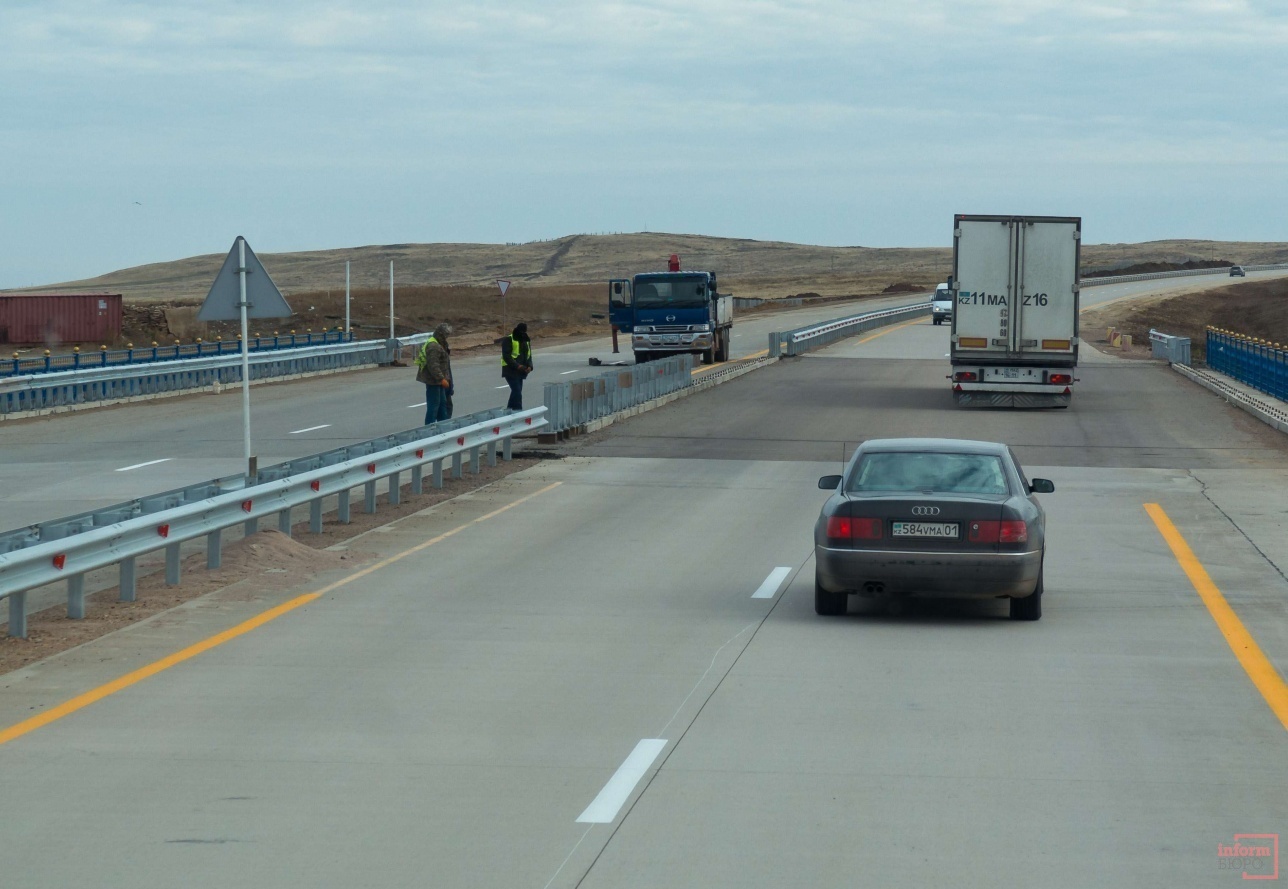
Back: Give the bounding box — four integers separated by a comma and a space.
770, 303, 931, 357
1081, 263, 1288, 286
2, 329, 354, 377
1149, 329, 1192, 365
1206, 329, 1288, 401
0, 406, 547, 637
543, 354, 696, 433
0, 336, 409, 415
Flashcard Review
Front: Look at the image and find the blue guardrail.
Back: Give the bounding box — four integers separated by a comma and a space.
1207, 329, 1288, 400
3, 329, 353, 377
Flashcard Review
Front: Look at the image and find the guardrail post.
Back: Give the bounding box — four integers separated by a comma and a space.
244, 515, 259, 536
67, 574, 86, 619
206, 530, 222, 570
165, 542, 181, 585
433, 459, 444, 488
338, 489, 351, 523
503, 437, 513, 461
452, 452, 463, 479
9, 591, 27, 638
388, 472, 401, 505
310, 499, 323, 533
469, 445, 481, 474
486, 440, 497, 467
278, 507, 292, 535
364, 480, 377, 514
120, 557, 137, 602
411, 465, 424, 495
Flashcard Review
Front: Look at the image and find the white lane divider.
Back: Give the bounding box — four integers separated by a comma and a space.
289, 424, 331, 435
752, 567, 792, 599
560, 370, 578, 375
576, 739, 668, 824
116, 458, 171, 473
495, 385, 509, 390
408, 402, 426, 408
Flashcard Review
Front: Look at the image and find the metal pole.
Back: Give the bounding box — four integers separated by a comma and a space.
345, 260, 351, 335
389, 260, 395, 339
238, 238, 253, 476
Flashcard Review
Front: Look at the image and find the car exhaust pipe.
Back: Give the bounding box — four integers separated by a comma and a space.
862, 582, 886, 595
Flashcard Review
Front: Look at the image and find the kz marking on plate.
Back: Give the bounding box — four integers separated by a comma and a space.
892, 522, 959, 538
983, 367, 1041, 381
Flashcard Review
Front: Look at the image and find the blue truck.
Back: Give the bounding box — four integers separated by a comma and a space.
608, 256, 733, 365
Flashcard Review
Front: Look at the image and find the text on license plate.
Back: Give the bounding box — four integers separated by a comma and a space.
892, 522, 959, 538
983, 367, 1040, 381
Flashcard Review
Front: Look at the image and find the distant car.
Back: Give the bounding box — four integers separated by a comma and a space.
813, 438, 1053, 620
1229, 265, 1246, 277
931, 282, 953, 325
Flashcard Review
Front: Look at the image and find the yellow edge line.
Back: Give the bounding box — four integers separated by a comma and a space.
1144, 503, 1288, 732
0, 480, 563, 747
692, 348, 770, 375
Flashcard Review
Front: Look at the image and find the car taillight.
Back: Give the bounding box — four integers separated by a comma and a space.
968, 520, 1028, 543
953, 371, 977, 382
1049, 373, 1072, 385
826, 516, 883, 540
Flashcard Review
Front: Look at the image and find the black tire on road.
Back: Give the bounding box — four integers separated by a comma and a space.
815, 574, 848, 616
701, 346, 714, 364
1009, 561, 1043, 621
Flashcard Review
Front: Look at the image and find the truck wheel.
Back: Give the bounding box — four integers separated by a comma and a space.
701, 346, 714, 365
815, 573, 848, 616
716, 331, 729, 362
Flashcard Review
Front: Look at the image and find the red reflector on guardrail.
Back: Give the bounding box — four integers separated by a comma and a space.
493, 427, 500, 434
416, 449, 424, 458
241, 500, 252, 512
367, 463, 376, 474
310, 480, 320, 492
525, 418, 532, 425
457, 437, 465, 445
52, 554, 66, 570
157, 524, 169, 538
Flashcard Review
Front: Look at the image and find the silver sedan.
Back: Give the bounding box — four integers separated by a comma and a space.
814, 438, 1053, 620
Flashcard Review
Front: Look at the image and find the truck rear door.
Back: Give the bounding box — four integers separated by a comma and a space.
1014, 219, 1080, 360
952, 217, 1015, 356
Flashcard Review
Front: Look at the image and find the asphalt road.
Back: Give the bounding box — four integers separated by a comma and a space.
1, 271, 1286, 887
0, 271, 1282, 532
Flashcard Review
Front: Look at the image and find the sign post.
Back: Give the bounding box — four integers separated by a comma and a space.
197, 236, 292, 479
498, 279, 511, 329
389, 260, 395, 339
345, 260, 351, 337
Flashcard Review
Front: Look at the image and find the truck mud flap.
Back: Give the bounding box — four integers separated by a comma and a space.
953, 390, 1071, 409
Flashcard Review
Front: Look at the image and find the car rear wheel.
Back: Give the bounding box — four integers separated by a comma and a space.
815, 574, 848, 616
1009, 561, 1043, 621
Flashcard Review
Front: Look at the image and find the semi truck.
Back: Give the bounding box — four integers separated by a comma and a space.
948, 215, 1081, 408
608, 254, 733, 364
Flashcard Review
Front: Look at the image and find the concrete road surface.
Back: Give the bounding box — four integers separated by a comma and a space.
3, 295, 1287, 887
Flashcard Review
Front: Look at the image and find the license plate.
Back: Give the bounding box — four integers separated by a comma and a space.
892, 522, 959, 538
983, 367, 1040, 381
663, 335, 680, 344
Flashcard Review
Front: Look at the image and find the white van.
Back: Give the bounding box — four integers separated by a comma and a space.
931, 282, 953, 325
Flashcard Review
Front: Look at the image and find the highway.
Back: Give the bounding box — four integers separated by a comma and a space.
1, 270, 1287, 886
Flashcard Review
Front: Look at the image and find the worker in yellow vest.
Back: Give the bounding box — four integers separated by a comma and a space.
501, 322, 533, 410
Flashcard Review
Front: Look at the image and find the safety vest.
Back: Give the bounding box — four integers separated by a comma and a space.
416, 335, 438, 369
502, 336, 530, 367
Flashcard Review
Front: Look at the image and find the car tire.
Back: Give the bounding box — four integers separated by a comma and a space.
1009, 561, 1043, 621
815, 574, 848, 616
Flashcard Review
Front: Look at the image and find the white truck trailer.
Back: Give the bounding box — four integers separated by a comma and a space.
948, 214, 1081, 408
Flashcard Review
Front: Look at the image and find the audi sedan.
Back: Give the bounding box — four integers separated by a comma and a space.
814, 438, 1053, 620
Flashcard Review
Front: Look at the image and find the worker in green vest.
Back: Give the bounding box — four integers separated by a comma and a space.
501, 322, 533, 410
416, 323, 453, 424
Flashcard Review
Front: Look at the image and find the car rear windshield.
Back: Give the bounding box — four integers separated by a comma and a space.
847, 452, 1009, 495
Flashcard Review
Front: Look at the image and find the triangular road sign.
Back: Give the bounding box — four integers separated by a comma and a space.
497, 280, 511, 296
197, 236, 293, 321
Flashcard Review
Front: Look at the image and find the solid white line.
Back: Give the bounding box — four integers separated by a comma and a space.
576, 739, 667, 824
408, 402, 426, 408
560, 370, 578, 375
495, 385, 509, 390
289, 424, 331, 435
115, 458, 171, 473
752, 566, 792, 599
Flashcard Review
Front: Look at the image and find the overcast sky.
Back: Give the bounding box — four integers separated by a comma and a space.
2, 0, 1285, 287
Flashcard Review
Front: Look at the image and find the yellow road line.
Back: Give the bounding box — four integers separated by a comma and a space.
853, 317, 925, 344
0, 481, 563, 747
692, 348, 770, 375
1145, 503, 1288, 732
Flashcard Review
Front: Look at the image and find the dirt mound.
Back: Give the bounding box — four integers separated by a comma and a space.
1082, 278, 1288, 361
1083, 259, 1232, 278
214, 529, 369, 576
882, 282, 926, 294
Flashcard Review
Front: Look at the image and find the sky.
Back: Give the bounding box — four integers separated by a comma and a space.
2, 0, 1286, 288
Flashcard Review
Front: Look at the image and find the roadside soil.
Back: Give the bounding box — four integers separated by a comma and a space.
1082, 277, 1288, 362
0, 451, 553, 675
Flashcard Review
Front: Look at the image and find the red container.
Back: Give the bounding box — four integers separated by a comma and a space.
0, 293, 123, 346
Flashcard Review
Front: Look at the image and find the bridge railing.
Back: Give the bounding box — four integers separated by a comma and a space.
770, 303, 931, 357
0, 407, 547, 638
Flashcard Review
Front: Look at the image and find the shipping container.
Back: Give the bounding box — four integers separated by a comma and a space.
0, 293, 123, 346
